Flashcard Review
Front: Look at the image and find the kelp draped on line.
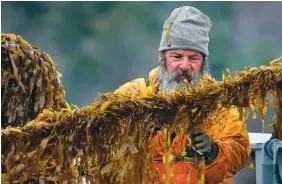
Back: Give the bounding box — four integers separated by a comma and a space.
1, 33, 65, 128
1, 33, 282, 184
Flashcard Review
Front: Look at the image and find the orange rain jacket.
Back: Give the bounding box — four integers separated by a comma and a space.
115, 68, 251, 184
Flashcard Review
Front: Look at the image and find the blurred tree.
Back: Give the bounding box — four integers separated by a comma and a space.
50, 2, 117, 53
252, 41, 276, 65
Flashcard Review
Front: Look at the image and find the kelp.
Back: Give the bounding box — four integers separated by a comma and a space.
1, 33, 65, 128
1, 34, 282, 184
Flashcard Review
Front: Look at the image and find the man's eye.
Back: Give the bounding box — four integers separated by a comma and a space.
172, 55, 182, 59
190, 58, 199, 62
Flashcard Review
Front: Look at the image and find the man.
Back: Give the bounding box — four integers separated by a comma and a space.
115, 6, 250, 184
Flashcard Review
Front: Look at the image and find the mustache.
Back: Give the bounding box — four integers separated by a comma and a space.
173, 69, 194, 81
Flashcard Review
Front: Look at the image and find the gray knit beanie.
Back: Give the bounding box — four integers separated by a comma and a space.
159, 6, 212, 56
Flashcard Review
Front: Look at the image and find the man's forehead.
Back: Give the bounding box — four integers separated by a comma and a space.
166, 49, 202, 56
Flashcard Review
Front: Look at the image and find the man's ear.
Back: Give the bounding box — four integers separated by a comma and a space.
159, 52, 165, 62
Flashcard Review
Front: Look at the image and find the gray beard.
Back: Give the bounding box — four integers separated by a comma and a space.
157, 56, 203, 94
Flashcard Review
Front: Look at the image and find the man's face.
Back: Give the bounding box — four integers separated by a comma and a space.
158, 49, 205, 94
164, 49, 204, 79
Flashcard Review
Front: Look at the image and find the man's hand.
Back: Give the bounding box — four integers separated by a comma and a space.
191, 130, 219, 163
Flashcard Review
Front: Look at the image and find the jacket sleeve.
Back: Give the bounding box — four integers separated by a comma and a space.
205, 106, 251, 184
114, 78, 147, 97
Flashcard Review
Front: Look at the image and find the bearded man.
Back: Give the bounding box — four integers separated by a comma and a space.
115, 6, 250, 184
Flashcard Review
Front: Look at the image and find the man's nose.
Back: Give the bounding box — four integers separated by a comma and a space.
179, 58, 191, 71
